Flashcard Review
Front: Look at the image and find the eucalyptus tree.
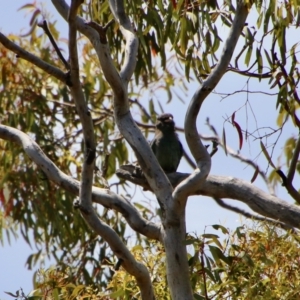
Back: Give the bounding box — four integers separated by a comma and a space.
1, 0, 300, 299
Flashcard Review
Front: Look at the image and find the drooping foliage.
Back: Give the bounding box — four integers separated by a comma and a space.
0, 0, 300, 294
8, 223, 300, 299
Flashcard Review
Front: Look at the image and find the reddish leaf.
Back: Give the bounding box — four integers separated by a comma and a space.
4, 198, 14, 216
222, 127, 227, 156
151, 46, 157, 56
251, 166, 259, 183
231, 111, 236, 123
29, 9, 41, 26
233, 120, 243, 150
0, 189, 5, 205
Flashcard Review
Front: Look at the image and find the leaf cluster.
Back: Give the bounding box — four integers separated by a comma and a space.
1, 0, 300, 295
8, 223, 300, 299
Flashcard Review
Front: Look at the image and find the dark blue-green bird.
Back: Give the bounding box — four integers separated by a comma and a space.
150, 113, 183, 173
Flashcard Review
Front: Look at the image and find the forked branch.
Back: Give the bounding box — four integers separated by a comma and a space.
0, 31, 69, 84
51, 0, 173, 208
174, 1, 249, 203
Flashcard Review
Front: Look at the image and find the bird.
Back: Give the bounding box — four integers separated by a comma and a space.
150, 113, 183, 173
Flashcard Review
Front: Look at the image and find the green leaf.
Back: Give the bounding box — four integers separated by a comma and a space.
52, 288, 59, 300
184, 238, 197, 245
257, 12, 263, 29
202, 233, 219, 239
106, 288, 125, 298
209, 245, 231, 265
245, 46, 253, 66
245, 27, 254, 44
203, 233, 223, 250
212, 224, 229, 234
263, 0, 274, 33
260, 140, 276, 169
179, 17, 188, 54
264, 49, 273, 67
255, 0, 263, 13
149, 98, 156, 119
256, 48, 263, 75
185, 47, 193, 80
235, 226, 246, 239
277, 27, 286, 65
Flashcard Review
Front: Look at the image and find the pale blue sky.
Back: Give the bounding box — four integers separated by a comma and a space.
0, 1, 298, 299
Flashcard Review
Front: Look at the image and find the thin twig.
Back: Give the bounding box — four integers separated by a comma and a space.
213, 198, 296, 232
86, 19, 114, 43
276, 170, 300, 204
38, 20, 70, 69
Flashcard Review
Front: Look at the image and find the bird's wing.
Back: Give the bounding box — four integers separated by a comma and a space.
150, 138, 157, 155
179, 140, 183, 157
175, 140, 183, 170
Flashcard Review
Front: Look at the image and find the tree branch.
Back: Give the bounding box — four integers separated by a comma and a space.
199, 129, 275, 195
74, 206, 155, 300
276, 169, 300, 204
108, 0, 138, 87
51, 0, 173, 207
212, 198, 296, 232
175, 1, 249, 202
0, 124, 161, 241
52, 0, 125, 107
163, 4, 249, 298
0, 31, 69, 84
1, 121, 155, 299
200, 176, 300, 229
68, 0, 96, 209
176, 122, 275, 194
116, 165, 300, 230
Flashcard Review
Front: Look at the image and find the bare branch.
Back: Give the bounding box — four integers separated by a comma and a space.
212, 198, 296, 232
77, 211, 155, 299
0, 31, 69, 84
185, 2, 248, 162
202, 129, 275, 195
86, 20, 114, 44
116, 165, 300, 230
101, 0, 173, 204
228, 67, 272, 78
51, 0, 171, 202
175, 1, 249, 201
52, 0, 125, 104
37, 19, 70, 69
68, 0, 96, 210
108, 0, 138, 87
175, 120, 275, 195
0, 124, 160, 241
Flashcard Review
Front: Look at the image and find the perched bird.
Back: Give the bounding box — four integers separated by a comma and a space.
150, 113, 183, 173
